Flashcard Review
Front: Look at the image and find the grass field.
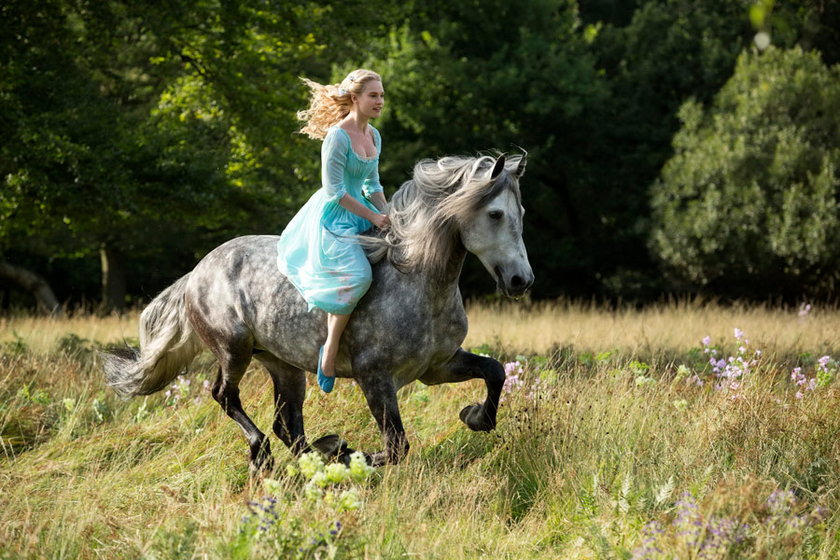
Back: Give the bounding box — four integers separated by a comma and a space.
1, 300, 839, 559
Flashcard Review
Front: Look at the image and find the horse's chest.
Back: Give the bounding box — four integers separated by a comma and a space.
388, 306, 467, 374
351, 275, 468, 382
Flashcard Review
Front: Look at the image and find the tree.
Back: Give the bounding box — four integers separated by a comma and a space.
0, 261, 62, 315
1, 0, 399, 312
650, 47, 840, 299
1, 0, 245, 311
583, 0, 752, 297
368, 0, 758, 299
369, 0, 610, 297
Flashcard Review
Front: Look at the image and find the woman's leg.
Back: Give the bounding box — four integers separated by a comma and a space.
321, 312, 351, 378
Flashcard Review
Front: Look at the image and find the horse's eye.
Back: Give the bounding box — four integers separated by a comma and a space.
488, 210, 503, 221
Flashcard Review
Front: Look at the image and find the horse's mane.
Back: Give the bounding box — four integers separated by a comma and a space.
363, 154, 524, 279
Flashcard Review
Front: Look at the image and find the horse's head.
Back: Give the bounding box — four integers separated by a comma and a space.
375, 152, 534, 296
458, 154, 534, 297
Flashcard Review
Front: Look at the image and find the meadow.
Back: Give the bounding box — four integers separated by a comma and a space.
1, 300, 838, 559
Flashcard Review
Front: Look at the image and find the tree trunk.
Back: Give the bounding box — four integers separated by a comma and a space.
99, 243, 127, 314
0, 261, 63, 316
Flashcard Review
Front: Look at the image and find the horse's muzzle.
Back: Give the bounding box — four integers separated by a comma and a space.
494, 265, 535, 298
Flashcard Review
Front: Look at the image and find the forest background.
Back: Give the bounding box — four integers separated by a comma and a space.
2, 0, 839, 314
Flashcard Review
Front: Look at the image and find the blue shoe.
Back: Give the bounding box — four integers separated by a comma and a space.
317, 346, 334, 393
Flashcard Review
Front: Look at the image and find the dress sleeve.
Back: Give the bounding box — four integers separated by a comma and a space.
363, 126, 384, 197
321, 128, 349, 202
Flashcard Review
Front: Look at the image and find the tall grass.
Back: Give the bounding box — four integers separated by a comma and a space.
1, 300, 838, 559
464, 298, 840, 360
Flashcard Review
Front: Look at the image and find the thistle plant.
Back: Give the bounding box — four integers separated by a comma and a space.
631, 490, 828, 559
798, 303, 812, 318
501, 360, 525, 403
163, 375, 209, 407
499, 356, 552, 403
815, 355, 836, 387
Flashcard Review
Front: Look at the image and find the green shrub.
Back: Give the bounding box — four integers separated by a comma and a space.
651, 46, 840, 298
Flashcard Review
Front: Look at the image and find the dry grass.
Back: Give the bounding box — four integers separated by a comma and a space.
6, 300, 840, 359
464, 298, 840, 359
0, 312, 138, 354
465, 301, 840, 353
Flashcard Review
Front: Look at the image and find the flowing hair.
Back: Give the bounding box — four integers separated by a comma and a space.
297, 69, 382, 140
363, 154, 524, 280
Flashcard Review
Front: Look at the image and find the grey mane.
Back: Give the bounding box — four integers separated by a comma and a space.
363, 154, 524, 278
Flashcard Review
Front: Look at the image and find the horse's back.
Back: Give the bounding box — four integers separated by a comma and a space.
187, 235, 281, 311
185, 235, 323, 368
184, 234, 467, 382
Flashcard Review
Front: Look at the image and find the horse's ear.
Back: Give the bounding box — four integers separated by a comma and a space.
515, 153, 527, 178
491, 153, 507, 180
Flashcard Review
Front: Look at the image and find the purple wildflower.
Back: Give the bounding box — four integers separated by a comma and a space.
790, 365, 819, 399
631, 521, 665, 559
500, 361, 525, 403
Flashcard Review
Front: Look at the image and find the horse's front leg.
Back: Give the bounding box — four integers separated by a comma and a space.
426, 348, 505, 432
355, 374, 409, 466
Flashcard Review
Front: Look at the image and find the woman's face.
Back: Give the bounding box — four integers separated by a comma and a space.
353, 80, 384, 119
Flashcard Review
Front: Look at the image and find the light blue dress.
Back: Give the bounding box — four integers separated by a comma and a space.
277, 125, 384, 314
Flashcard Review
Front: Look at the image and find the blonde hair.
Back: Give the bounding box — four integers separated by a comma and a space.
297, 69, 382, 140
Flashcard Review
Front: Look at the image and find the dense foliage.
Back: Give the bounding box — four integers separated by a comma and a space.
2, 0, 839, 310
651, 47, 840, 299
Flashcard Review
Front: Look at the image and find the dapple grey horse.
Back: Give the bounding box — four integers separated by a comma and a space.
103, 153, 533, 470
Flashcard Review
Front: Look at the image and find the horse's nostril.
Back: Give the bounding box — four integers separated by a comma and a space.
511, 275, 524, 288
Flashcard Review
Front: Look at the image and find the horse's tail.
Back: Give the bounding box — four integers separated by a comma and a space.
102, 273, 203, 398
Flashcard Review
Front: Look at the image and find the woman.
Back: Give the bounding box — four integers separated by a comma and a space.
277, 69, 390, 393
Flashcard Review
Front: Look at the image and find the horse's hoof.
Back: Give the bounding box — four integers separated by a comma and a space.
311, 434, 351, 459
366, 451, 388, 467
249, 440, 274, 474
249, 454, 274, 475
460, 403, 495, 432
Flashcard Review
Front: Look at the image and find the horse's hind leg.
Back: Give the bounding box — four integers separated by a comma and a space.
209, 356, 273, 473
254, 354, 308, 455
424, 349, 505, 432
189, 309, 271, 472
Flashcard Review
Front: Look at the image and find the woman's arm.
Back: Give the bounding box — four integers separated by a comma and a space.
368, 191, 387, 212
339, 194, 390, 229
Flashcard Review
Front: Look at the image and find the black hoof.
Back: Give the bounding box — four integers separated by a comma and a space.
311, 434, 357, 464
459, 403, 496, 432
249, 454, 274, 475
249, 440, 274, 474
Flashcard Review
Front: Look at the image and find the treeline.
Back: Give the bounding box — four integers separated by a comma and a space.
2, 0, 839, 313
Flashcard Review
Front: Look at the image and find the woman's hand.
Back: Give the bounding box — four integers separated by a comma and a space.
371, 213, 391, 230
337, 195, 391, 229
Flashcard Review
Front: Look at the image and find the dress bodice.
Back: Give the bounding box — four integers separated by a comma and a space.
321, 126, 383, 202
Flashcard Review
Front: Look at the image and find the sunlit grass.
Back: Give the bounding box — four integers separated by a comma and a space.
1, 300, 838, 558
464, 298, 840, 361
0, 312, 137, 354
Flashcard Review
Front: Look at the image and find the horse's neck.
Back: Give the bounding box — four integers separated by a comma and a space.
379, 240, 467, 309
437, 240, 468, 291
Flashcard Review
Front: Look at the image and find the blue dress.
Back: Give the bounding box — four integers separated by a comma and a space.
277, 125, 384, 314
